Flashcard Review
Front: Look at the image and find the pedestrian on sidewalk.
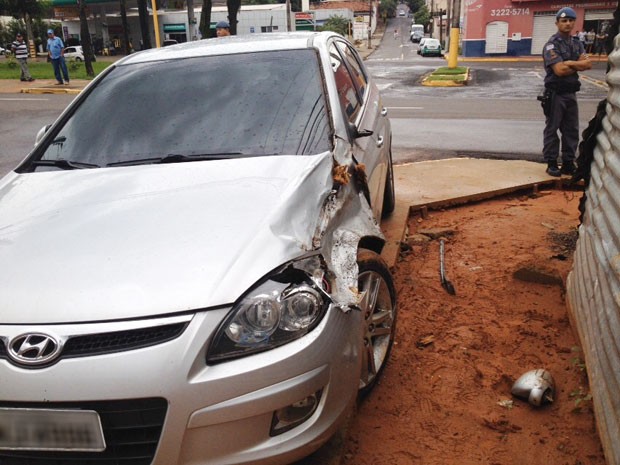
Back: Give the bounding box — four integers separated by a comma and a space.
46, 29, 70, 86
585, 29, 595, 53
541, 7, 592, 177
595, 30, 608, 55
11, 33, 34, 82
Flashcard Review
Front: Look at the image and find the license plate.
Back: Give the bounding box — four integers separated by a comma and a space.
0, 408, 106, 451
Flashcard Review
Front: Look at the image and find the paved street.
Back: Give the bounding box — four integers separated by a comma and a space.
367, 17, 609, 163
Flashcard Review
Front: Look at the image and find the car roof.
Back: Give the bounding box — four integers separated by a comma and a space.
119, 32, 341, 65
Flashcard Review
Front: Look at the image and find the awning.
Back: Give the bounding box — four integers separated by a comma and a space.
163, 23, 186, 32
52, 0, 119, 5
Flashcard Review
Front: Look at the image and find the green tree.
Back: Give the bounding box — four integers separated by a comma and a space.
77, 0, 95, 76
380, 0, 397, 19
0, 0, 50, 56
199, 0, 213, 38
413, 4, 429, 27
319, 15, 350, 36
227, 0, 241, 34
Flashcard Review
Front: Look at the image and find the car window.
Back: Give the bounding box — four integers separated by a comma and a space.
32, 50, 332, 169
328, 43, 361, 124
334, 41, 367, 99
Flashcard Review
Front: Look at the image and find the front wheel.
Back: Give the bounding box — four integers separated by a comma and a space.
76, 57, 82, 62
357, 249, 397, 397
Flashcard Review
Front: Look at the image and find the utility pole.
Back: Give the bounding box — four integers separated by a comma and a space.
286, 0, 292, 31
447, 0, 460, 68
367, 0, 372, 48
439, 9, 443, 46
446, 0, 451, 47
430, 0, 434, 36
187, 0, 195, 40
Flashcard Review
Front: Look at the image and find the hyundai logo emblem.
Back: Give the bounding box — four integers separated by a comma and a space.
7, 333, 62, 366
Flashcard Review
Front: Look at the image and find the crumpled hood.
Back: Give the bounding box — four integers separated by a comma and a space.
0, 155, 334, 324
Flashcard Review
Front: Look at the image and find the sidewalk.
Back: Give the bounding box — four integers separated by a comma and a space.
0, 78, 87, 94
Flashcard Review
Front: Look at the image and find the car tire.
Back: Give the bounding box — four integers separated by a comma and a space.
76, 57, 82, 62
382, 148, 395, 218
357, 249, 397, 397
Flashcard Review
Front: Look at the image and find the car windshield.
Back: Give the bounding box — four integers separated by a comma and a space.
33, 49, 332, 169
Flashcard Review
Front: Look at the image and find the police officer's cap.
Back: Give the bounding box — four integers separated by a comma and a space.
215, 21, 230, 29
556, 7, 577, 20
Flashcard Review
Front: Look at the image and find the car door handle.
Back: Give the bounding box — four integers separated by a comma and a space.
376, 136, 384, 147
381, 107, 388, 117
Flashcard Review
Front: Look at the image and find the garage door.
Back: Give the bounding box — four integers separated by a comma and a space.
531, 13, 556, 55
585, 9, 613, 20
485, 21, 508, 53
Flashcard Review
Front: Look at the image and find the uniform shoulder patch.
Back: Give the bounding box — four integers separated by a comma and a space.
545, 44, 555, 51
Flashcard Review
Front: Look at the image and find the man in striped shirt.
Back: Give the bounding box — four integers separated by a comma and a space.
11, 33, 34, 82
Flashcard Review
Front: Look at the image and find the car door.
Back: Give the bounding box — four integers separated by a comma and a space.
328, 39, 388, 219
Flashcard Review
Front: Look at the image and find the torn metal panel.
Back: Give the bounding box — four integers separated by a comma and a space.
313, 157, 385, 312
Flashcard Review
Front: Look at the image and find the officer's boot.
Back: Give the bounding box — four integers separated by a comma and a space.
546, 161, 561, 177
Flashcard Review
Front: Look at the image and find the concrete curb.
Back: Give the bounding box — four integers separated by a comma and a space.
21, 87, 82, 95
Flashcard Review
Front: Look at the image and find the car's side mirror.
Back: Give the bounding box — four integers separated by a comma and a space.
34, 124, 51, 146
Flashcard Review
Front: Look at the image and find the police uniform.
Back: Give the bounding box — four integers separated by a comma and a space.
542, 30, 584, 171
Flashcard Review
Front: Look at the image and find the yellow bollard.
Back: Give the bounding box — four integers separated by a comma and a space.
448, 27, 459, 68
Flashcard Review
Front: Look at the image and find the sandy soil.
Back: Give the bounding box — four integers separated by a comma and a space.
342, 188, 606, 465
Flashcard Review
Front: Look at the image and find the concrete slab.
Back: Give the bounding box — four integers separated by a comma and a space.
380, 158, 563, 268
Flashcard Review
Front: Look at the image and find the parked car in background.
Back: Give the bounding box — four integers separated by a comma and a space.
410, 31, 424, 43
163, 39, 178, 46
63, 45, 95, 62
420, 38, 443, 57
0, 46, 6, 56
0, 31, 396, 465
417, 37, 428, 54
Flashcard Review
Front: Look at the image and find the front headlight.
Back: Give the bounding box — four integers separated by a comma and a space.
207, 255, 331, 363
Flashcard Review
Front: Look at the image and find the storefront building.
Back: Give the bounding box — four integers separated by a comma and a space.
461, 0, 616, 57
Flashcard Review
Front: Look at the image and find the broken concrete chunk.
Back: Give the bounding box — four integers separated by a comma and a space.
417, 228, 456, 239
406, 234, 433, 245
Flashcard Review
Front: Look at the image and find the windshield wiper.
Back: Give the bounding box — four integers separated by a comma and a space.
106, 152, 245, 167
31, 159, 100, 170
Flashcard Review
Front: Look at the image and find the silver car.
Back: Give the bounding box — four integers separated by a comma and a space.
0, 32, 396, 465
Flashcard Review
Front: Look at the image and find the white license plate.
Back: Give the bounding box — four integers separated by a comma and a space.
0, 408, 106, 451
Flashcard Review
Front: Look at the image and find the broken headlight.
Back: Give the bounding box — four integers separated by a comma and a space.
207, 255, 331, 363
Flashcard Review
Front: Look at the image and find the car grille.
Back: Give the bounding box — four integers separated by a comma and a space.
0, 322, 188, 361
0, 397, 167, 465
62, 322, 188, 357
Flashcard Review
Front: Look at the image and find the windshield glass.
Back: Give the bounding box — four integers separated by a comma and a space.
35, 50, 332, 168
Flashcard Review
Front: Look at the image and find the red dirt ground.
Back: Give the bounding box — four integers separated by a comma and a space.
342, 188, 606, 465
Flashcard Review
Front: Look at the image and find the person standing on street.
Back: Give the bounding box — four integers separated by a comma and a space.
46, 29, 70, 86
585, 29, 595, 53
11, 33, 34, 82
215, 21, 231, 37
541, 7, 591, 177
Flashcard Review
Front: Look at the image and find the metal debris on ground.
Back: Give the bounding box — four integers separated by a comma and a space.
511, 369, 555, 407
439, 239, 456, 295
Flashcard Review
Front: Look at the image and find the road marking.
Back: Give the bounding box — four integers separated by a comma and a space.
0, 98, 49, 101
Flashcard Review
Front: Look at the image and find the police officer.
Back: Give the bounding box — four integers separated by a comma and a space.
542, 7, 592, 177
215, 21, 231, 37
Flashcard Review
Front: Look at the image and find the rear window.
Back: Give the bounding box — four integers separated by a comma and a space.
33, 50, 332, 168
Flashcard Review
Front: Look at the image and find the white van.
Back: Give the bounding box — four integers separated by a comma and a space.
411, 24, 424, 35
